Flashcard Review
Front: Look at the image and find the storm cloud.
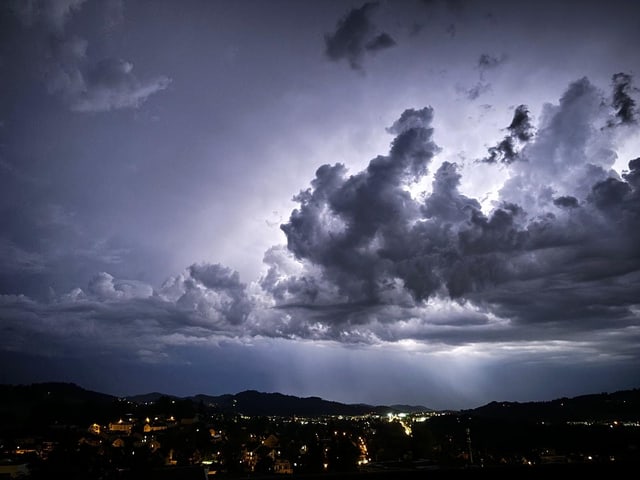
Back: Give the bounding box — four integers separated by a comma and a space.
324, 2, 396, 70
2, 0, 640, 407
609, 72, 638, 126
270, 77, 640, 348
480, 105, 534, 163
3, 76, 639, 351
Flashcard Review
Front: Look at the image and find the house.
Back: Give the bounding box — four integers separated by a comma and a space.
109, 419, 133, 435
112, 438, 126, 448
274, 458, 293, 474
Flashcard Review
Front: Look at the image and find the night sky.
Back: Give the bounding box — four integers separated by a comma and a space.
1, 0, 640, 410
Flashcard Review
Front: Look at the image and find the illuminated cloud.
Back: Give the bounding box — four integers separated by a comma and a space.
480, 105, 534, 163
2, 0, 640, 407
3, 76, 636, 360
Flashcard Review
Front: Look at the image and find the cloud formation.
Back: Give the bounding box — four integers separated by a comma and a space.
9, 0, 170, 112
69, 58, 171, 112
457, 53, 507, 101
324, 2, 396, 70
272, 75, 640, 349
1, 75, 639, 371
480, 105, 534, 163
609, 72, 638, 126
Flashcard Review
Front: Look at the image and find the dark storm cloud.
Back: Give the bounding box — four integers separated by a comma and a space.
281, 107, 439, 303
507, 104, 535, 141
422, 161, 480, 221
553, 195, 579, 208
271, 77, 640, 348
481, 137, 517, 163
2, 71, 640, 357
324, 2, 396, 70
623, 158, 640, 188
480, 105, 534, 163
608, 72, 638, 126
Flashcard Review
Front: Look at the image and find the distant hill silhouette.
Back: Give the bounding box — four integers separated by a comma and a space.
0, 382, 118, 431
2, 382, 639, 424
467, 388, 640, 421
188, 389, 399, 416
390, 404, 433, 413
127, 391, 177, 404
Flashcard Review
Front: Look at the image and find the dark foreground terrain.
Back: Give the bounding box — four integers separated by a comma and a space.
237, 463, 634, 479
109, 462, 637, 479
1, 383, 638, 479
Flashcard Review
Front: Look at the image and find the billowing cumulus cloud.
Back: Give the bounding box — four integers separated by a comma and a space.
281, 107, 440, 304
1, 72, 639, 400
324, 2, 396, 70
270, 76, 640, 352
0, 263, 256, 362
498, 77, 619, 210
4, 75, 640, 351
87, 272, 154, 301
186, 263, 252, 325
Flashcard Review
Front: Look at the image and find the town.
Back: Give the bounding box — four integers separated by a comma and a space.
1, 384, 639, 479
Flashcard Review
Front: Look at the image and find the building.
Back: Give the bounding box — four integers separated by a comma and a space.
274, 459, 293, 474
108, 419, 133, 435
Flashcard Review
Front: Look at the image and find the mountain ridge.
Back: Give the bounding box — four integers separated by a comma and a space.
2, 382, 639, 420
462, 387, 640, 421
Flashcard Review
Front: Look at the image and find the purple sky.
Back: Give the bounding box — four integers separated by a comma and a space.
1, 0, 640, 410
